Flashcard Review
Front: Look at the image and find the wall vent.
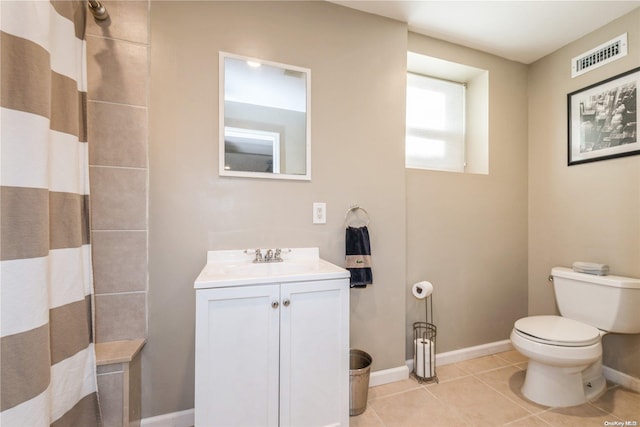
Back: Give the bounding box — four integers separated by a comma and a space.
571, 33, 628, 78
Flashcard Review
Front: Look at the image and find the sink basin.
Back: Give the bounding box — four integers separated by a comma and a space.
195, 247, 349, 289
222, 262, 313, 277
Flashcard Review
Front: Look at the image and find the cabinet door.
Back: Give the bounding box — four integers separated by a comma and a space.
279, 279, 349, 427
195, 285, 280, 427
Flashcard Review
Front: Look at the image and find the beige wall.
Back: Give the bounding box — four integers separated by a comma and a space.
528, 9, 640, 376
147, 1, 407, 417
406, 33, 529, 356
141, 1, 640, 419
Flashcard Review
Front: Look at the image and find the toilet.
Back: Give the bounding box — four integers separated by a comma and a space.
510, 266, 640, 407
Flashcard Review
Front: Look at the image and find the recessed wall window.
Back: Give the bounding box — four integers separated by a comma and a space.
406, 73, 465, 172
406, 52, 489, 174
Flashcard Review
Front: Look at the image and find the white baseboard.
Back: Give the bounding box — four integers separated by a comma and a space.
140, 408, 193, 427
603, 365, 640, 393
436, 339, 513, 366
406, 339, 513, 372
371, 339, 513, 387
368, 364, 410, 387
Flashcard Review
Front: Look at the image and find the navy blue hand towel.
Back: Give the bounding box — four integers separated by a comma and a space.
346, 226, 373, 288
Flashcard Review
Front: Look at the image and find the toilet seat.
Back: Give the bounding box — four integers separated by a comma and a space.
514, 315, 600, 347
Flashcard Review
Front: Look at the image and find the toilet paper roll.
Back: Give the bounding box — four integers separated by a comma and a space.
412, 281, 433, 299
414, 338, 435, 378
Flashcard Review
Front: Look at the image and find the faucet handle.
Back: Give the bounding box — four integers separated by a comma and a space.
275, 248, 290, 261
265, 249, 274, 261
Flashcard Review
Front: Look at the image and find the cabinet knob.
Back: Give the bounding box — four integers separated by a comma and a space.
271, 301, 279, 309
283, 299, 290, 307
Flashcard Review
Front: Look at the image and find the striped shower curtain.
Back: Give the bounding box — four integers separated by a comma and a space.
1, 1, 101, 426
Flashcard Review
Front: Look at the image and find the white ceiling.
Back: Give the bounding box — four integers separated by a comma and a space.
330, 1, 640, 64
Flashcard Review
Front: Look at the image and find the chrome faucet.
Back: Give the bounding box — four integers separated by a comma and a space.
250, 248, 284, 263
265, 249, 274, 262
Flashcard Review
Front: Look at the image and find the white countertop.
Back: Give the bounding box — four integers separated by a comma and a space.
194, 247, 349, 289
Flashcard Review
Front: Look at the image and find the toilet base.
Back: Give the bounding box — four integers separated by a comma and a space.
582, 358, 607, 402
521, 359, 606, 407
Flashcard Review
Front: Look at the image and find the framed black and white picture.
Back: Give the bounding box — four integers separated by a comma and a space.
568, 66, 639, 166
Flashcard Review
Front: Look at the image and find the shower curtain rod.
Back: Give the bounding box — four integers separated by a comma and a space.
88, 0, 109, 20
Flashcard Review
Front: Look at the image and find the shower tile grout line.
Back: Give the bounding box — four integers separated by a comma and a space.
88, 99, 148, 109
89, 164, 147, 171
95, 290, 146, 296
91, 229, 148, 232
86, 33, 149, 48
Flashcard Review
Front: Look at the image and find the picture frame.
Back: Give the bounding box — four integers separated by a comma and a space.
567, 66, 639, 166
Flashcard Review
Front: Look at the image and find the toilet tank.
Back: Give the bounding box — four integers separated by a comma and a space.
551, 267, 640, 333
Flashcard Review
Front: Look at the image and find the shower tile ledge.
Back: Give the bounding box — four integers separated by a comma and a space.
96, 339, 146, 365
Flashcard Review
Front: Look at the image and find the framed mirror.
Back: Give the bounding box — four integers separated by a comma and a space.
219, 52, 311, 180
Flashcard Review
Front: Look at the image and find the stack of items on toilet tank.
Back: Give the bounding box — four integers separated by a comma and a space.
572, 261, 609, 276
411, 281, 438, 383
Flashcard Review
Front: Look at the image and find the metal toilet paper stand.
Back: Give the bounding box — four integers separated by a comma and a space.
412, 294, 438, 383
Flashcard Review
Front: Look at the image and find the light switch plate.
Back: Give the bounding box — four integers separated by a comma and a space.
313, 202, 326, 224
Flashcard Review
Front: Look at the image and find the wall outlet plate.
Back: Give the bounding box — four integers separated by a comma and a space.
313, 202, 326, 224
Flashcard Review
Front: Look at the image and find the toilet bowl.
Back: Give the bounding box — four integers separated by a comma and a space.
510, 315, 605, 407
511, 267, 640, 408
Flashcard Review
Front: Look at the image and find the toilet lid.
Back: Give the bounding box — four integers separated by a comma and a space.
514, 315, 600, 346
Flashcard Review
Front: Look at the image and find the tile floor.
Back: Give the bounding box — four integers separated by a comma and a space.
351, 350, 640, 426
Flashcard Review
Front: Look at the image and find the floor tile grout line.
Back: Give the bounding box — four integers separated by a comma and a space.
355, 402, 386, 427
470, 368, 551, 417
475, 359, 560, 417
463, 365, 517, 375
490, 352, 513, 364
502, 413, 554, 426
419, 381, 474, 424
493, 351, 528, 365
358, 351, 640, 426
451, 357, 523, 377
497, 357, 633, 419
442, 353, 550, 423
586, 391, 625, 419
471, 362, 633, 421
370, 406, 386, 427
426, 372, 474, 385
367, 385, 423, 402
422, 384, 438, 399
447, 353, 523, 376
587, 383, 625, 417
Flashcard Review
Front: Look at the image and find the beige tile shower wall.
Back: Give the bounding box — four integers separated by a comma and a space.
86, 1, 149, 343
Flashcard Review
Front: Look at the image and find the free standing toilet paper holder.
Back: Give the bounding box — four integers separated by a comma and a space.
412, 294, 438, 383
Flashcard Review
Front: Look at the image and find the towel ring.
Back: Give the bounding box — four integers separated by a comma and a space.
345, 204, 370, 227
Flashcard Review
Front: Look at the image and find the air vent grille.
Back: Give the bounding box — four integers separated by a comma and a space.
571, 33, 627, 78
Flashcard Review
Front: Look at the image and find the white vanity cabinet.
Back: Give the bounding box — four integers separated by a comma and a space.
194, 249, 350, 427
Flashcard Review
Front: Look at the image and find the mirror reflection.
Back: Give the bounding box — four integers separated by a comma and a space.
220, 53, 310, 180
